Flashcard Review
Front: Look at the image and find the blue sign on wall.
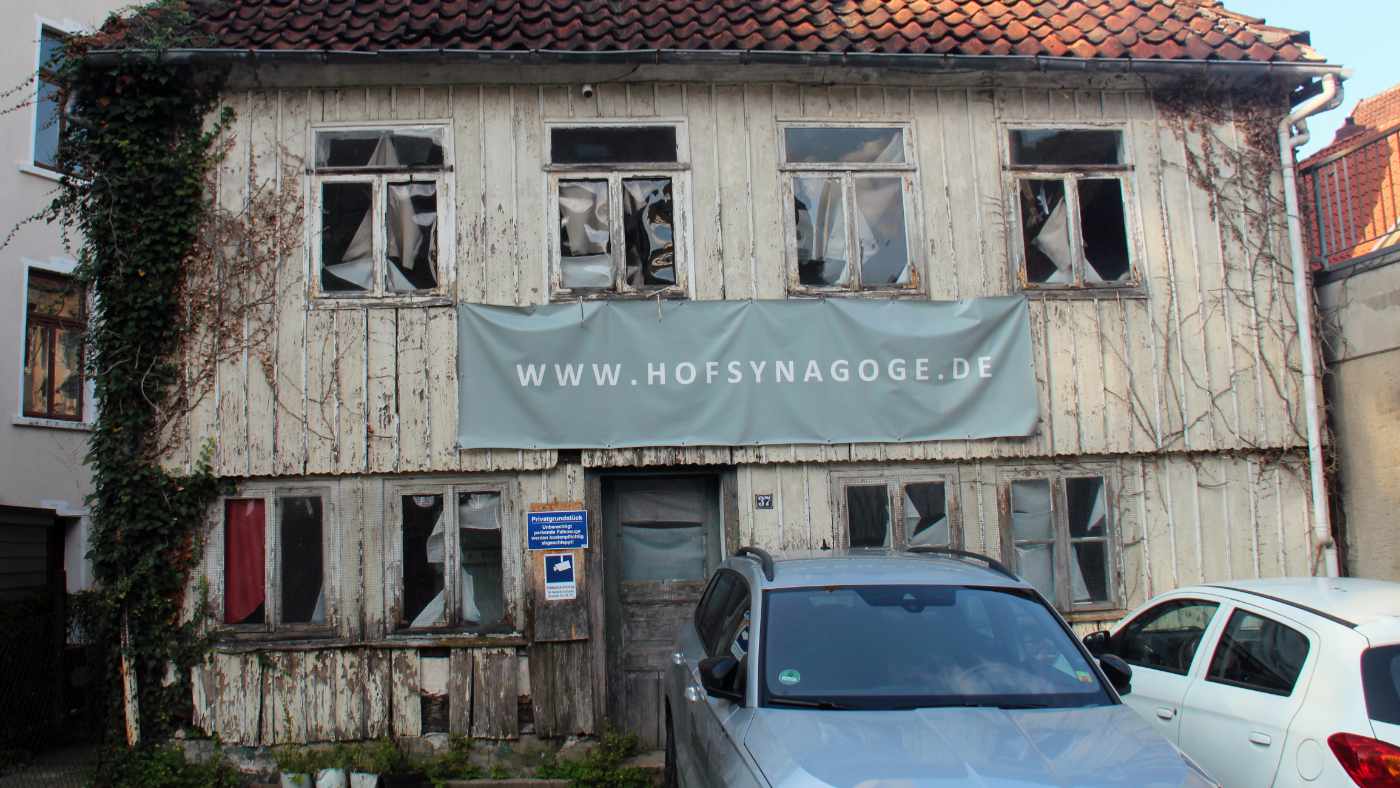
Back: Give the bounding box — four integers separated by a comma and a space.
527, 510, 589, 550
543, 553, 576, 601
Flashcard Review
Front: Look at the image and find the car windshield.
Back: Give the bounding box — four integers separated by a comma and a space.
761, 585, 1112, 710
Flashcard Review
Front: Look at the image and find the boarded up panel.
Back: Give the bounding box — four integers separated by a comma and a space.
529, 640, 595, 737
365, 648, 392, 739
449, 648, 473, 736
620, 671, 664, 750
471, 648, 519, 739
390, 648, 421, 737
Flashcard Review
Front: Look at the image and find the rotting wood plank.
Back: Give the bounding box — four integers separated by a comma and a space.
303, 309, 339, 475
273, 88, 311, 477
715, 84, 754, 300
1075, 300, 1109, 454
483, 86, 519, 307
216, 91, 251, 477
365, 647, 392, 739
513, 86, 546, 306
390, 648, 422, 737
366, 309, 399, 472
530, 640, 595, 737
449, 648, 473, 736
471, 648, 519, 739
747, 84, 786, 300
779, 464, 809, 551
335, 310, 368, 474
394, 309, 431, 472
245, 89, 279, 477
685, 86, 722, 301
426, 308, 459, 469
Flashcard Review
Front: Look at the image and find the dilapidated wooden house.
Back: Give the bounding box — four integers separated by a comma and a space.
140, 0, 1343, 749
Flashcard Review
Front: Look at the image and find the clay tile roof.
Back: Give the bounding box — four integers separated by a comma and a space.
162, 0, 1322, 63
1301, 82, 1400, 168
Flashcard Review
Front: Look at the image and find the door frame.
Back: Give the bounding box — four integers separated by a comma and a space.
584, 467, 739, 734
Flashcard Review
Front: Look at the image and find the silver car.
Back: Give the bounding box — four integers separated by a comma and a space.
663, 547, 1219, 787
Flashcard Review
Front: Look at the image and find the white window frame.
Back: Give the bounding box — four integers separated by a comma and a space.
1003, 124, 1143, 294
209, 484, 338, 637
307, 121, 455, 305
778, 121, 923, 296
544, 119, 692, 300
14, 257, 95, 430
997, 462, 1121, 615
22, 16, 83, 181
384, 477, 517, 635
831, 465, 961, 550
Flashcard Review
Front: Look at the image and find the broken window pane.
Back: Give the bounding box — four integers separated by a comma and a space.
622, 523, 707, 582
794, 176, 849, 287
321, 182, 374, 292
1011, 479, 1054, 541
53, 327, 82, 419
1019, 179, 1073, 284
1078, 179, 1131, 283
279, 496, 324, 625
459, 492, 505, 629
847, 485, 890, 548
1010, 130, 1122, 167
1065, 477, 1107, 537
1072, 541, 1109, 603
316, 128, 445, 169
550, 126, 678, 165
22, 324, 50, 416
558, 179, 612, 289
385, 182, 439, 292
785, 127, 905, 164
1016, 543, 1056, 601
224, 499, 266, 626
854, 176, 910, 287
622, 177, 675, 287
402, 494, 446, 628
904, 482, 948, 547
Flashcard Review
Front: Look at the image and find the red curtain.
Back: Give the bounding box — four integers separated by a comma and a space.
224, 499, 266, 624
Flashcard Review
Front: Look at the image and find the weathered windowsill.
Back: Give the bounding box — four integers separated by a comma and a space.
310, 295, 455, 310
12, 415, 91, 432
211, 634, 529, 654
1023, 288, 1148, 301
1062, 608, 1128, 625
18, 162, 64, 183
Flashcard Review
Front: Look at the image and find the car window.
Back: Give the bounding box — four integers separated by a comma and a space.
1361, 645, 1400, 725
695, 570, 750, 657
1206, 609, 1310, 696
760, 585, 1111, 710
1114, 599, 1219, 675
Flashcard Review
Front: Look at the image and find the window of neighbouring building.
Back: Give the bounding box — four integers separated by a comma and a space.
22, 269, 85, 422
548, 123, 688, 298
32, 26, 67, 172
999, 467, 1118, 613
310, 125, 451, 300
1007, 128, 1138, 291
832, 468, 959, 550
781, 124, 919, 294
219, 491, 333, 632
388, 481, 510, 633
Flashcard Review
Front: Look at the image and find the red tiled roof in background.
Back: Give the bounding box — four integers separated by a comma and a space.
187, 0, 1321, 63
1304, 83, 1400, 167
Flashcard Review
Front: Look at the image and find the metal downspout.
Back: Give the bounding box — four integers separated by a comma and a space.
1277, 73, 1342, 577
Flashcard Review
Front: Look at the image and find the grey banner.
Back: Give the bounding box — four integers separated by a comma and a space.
458, 297, 1038, 450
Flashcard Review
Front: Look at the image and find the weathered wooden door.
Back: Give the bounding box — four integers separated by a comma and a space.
603, 475, 722, 749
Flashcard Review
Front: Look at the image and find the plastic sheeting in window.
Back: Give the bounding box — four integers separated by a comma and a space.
1020, 179, 1073, 284
316, 128, 445, 169
386, 182, 439, 292
558, 179, 612, 288
794, 176, 849, 287
321, 181, 374, 291
458, 492, 505, 627
903, 482, 948, 547
619, 480, 706, 525
621, 523, 707, 582
623, 177, 675, 287
403, 494, 447, 627
854, 176, 910, 286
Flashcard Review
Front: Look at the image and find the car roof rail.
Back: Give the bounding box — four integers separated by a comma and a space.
734, 546, 775, 581
904, 546, 1018, 581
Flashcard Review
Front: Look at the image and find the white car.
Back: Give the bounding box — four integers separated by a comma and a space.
1083, 578, 1400, 788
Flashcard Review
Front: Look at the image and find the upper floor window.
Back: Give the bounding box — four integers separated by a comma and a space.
387, 480, 510, 633
1007, 129, 1137, 291
32, 26, 67, 172
310, 125, 451, 300
999, 467, 1117, 613
23, 269, 85, 421
833, 468, 957, 550
548, 123, 687, 298
781, 124, 918, 294
220, 489, 334, 633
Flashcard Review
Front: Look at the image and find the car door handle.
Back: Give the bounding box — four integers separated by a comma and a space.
1249, 732, 1272, 746
1155, 706, 1175, 721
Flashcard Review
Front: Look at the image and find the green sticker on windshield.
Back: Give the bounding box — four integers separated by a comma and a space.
778, 669, 801, 686
1075, 670, 1094, 684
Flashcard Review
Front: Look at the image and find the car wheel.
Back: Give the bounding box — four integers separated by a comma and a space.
664, 705, 679, 788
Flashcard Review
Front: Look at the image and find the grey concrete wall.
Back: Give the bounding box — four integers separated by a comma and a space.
1318, 250, 1400, 580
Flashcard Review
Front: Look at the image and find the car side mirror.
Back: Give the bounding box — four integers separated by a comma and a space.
1083, 630, 1111, 657
698, 655, 744, 704
1099, 654, 1132, 695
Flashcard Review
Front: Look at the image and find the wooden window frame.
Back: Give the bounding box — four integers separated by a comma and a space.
307, 122, 455, 307
1003, 124, 1144, 296
830, 466, 961, 550
544, 119, 692, 301
996, 463, 1121, 614
383, 477, 518, 637
778, 121, 923, 297
31, 24, 69, 174
22, 268, 85, 422
210, 484, 338, 640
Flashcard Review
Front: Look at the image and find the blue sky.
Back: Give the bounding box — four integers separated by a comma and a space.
1224, 1, 1400, 157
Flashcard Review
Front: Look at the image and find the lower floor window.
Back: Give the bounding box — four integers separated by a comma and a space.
222, 492, 330, 629
1001, 469, 1116, 612
393, 484, 508, 632
835, 471, 957, 550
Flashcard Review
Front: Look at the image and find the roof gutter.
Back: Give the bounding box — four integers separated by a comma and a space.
82, 46, 1344, 83
1277, 72, 1344, 578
